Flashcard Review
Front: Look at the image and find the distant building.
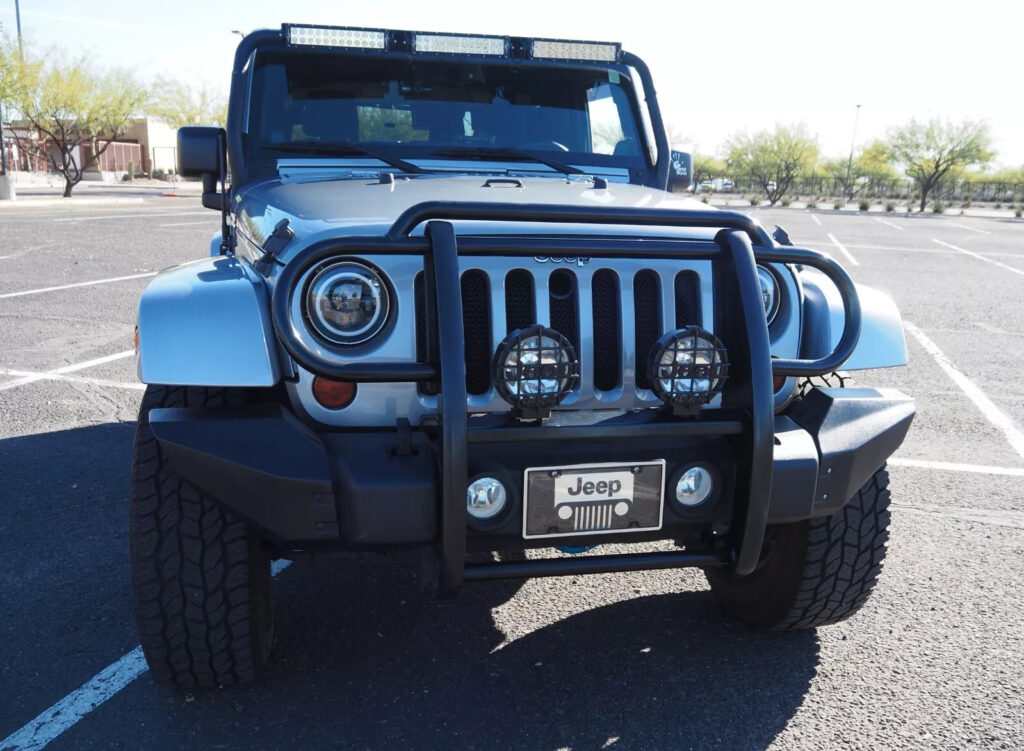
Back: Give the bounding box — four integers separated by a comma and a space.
1, 117, 178, 178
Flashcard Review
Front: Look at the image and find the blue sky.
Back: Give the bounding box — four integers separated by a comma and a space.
4, 0, 1023, 167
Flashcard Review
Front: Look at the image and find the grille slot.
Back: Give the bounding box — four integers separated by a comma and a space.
674, 270, 702, 328
461, 270, 492, 395
504, 269, 535, 332
633, 269, 662, 390
413, 271, 438, 396
592, 269, 621, 391
548, 269, 579, 353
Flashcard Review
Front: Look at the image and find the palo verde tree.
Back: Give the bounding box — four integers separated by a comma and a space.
725, 123, 818, 205
148, 76, 227, 129
885, 118, 992, 212
5, 47, 148, 197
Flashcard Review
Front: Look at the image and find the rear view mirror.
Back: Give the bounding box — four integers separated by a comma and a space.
668, 150, 692, 192
177, 126, 226, 210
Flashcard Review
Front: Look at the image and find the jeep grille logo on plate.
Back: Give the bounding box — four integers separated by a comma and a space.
533, 256, 591, 267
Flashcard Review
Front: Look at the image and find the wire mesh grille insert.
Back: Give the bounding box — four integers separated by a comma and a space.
504, 269, 535, 333
548, 269, 579, 353
461, 270, 492, 395
674, 271, 702, 328
633, 270, 662, 390
591, 269, 621, 391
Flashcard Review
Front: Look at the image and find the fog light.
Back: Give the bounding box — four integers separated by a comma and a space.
493, 325, 579, 419
648, 326, 729, 414
675, 466, 713, 507
467, 477, 507, 520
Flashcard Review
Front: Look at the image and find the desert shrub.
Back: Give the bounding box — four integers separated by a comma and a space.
885, 202, 895, 213
858, 199, 870, 211
932, 202, 946, 214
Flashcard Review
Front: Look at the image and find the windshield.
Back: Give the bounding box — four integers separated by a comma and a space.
245, 49, 647, 172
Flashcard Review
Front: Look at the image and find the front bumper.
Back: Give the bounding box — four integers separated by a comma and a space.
149, 386, 914, 579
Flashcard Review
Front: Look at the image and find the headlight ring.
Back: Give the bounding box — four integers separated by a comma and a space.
304, 260, 391, 346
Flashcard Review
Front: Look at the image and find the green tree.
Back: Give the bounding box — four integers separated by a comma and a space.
725, 124, 818, 205
820, 140, 897, 200
885, 118, 993, 212
692, 152, 727, 188
5, 47, 148, 196
149, 76, 227, 129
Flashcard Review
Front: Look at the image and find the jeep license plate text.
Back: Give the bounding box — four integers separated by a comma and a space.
522, 460, 665, 539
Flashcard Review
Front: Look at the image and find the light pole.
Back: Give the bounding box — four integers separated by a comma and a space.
844, 104, 862, 204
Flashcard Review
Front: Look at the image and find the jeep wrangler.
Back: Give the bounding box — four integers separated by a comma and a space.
131, 24, 915, 688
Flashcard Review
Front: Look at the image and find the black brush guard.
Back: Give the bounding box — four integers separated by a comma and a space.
271, 203, 861, 595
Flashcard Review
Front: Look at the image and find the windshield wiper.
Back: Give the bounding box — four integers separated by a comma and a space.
263, 140, 425, 174
429, 147, 584, 176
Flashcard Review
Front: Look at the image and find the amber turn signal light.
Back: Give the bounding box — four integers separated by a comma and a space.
312, 376, 357, 409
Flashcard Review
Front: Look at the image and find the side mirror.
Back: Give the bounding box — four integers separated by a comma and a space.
177, 126, 226, 211
668, 150, 692, 193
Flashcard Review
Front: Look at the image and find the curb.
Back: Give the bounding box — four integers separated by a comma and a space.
0, 197, 146, 209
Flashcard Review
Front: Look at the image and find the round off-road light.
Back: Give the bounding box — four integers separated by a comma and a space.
305, 261, 390, 346
647, 326, 729, 411
466, 477, 508, 520
757, 265, 781, 323
675, 465, 714, 507
493, 325, 579, 415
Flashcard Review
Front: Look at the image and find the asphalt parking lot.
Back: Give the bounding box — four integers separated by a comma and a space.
1, 199, 1023, 750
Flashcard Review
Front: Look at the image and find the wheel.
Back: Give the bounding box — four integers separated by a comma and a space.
705, 466, 891, 630
130, 385, 274, 688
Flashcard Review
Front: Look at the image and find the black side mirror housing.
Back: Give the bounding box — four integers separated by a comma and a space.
668, 150, 692, 192
177, 126, 227, 211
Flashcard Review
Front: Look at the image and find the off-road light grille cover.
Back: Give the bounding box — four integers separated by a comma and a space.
493, 325, 579, 414
648, 326, 729, 411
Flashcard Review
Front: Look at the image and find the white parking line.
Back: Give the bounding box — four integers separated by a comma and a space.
0, 560, 293, 751
889, 457, 1024, 477
948, 222, 991, 235
0, 368, 145, 391
904, 322, 1024, 460
0, 272, 156, 300
0, 351, 135, 392
810, 213, 822, 227
826, 233, 859, 266
158, 220, 217, 227
874, 217, 905, 231
847, 244, 954, 254
53, 211, 210, 223
933, 239, 1024, 279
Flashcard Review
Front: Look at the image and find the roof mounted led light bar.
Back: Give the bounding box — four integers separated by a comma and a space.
413, 32, 507, 56
282, 24, 620, 62
286, 24, 386, 49
530, 38, 620, 62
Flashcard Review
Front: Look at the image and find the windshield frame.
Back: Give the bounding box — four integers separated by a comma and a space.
226, 29, 669, 189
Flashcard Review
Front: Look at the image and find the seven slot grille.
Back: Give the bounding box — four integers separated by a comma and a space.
416, 264, 704, 401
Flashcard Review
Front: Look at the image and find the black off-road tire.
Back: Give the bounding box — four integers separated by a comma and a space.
705, 466, 891, 630
130, 385, 274, 689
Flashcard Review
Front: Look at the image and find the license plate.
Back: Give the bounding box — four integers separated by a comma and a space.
522, 460, 665, 539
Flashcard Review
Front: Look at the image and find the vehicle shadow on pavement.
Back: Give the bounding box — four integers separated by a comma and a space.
131, 557, 820, 751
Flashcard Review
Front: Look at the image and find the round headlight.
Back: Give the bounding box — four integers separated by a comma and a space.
674, 465, 714, 507
305, 261, 390, 346
756, 265, 781, 323
493, 325, 579, 416
647, 326, 729, 412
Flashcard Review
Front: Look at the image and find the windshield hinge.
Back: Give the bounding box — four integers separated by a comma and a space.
259, 219, 294, 265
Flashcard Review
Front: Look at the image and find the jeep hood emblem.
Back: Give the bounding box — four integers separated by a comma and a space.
533, 256, 591, 267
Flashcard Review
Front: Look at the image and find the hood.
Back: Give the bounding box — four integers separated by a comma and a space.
234, 175, 732, 261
